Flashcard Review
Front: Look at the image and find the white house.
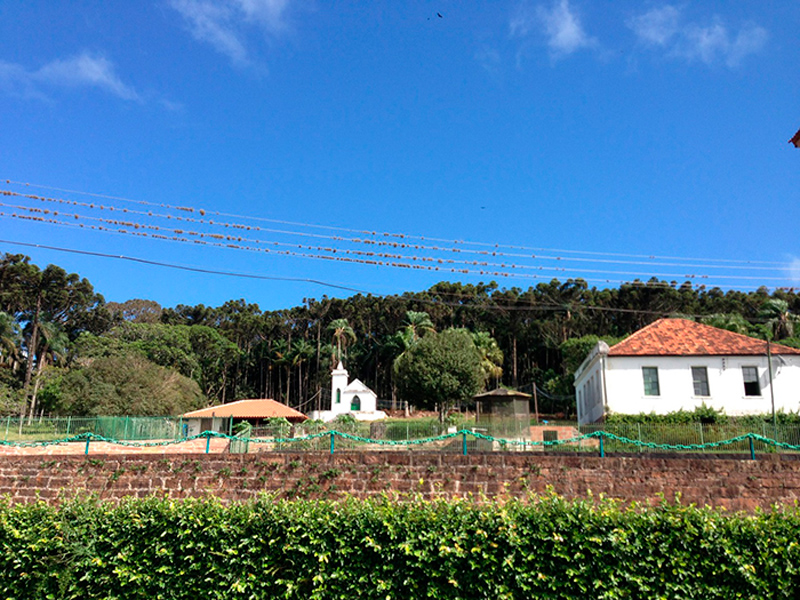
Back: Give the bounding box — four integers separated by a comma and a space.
309, 362, 387, 422
574, 318, 800, 424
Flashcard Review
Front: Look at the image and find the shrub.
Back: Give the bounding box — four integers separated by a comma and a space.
2, 494, 800, 599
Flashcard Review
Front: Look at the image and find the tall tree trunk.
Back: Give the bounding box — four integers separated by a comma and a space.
285, 366, 291, 405
28, 346, 48, 423
297, 362, 303, 408
22, 295, 42, 419
23, 295, 42, 390
512, 337, 518, 387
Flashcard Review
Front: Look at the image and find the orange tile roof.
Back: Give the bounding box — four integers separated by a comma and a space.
183, 399, 308, 421
608, 318, 800, 357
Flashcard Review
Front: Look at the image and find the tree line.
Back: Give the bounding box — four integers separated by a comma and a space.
1, 252, 799, 418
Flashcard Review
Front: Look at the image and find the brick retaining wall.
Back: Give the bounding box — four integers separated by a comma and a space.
2, 452, 800, 511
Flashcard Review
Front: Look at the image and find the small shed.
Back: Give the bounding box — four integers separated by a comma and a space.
474, 388, 532, 443
182, 398, 307, 436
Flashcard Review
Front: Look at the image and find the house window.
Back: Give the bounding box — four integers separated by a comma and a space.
692, 367, 710, 396
742, 367, 761, 396
351, 395, 361, 411
642, 367, 660, 396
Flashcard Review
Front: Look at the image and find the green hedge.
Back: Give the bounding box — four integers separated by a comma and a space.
2, 494, 799, 599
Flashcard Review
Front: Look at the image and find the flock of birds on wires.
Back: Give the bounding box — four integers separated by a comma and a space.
1, 179, 796, 295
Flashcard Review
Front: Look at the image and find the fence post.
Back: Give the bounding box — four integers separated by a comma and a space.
749, 435, 755, 461
4, 415, 9, 441
637, 423, 642, 454
699, 423, 705, 453
462, 431, 468, 456
599, 434, 604, 458
205, 432, 211, 454
330, 431, 335, 455
85, 435, 90, 455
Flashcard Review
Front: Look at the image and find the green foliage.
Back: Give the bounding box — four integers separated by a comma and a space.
334, 413, 357, 426
606, 406, 730, 425
72, 323, 240, 405
559, 335, 623, 375
2, 494, 800, 599
6, 253, 800, 419
41, 353, 205, 416
605, 406, 800, 426
0, 382, 23, 416
394, 328, 484, 421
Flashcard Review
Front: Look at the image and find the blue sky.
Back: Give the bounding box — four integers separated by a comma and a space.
1, 0, 798, 310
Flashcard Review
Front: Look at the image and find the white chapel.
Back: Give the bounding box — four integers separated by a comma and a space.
309, 362, 387, 422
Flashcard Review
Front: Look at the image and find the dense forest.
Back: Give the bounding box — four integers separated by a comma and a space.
1, 252, 799, 418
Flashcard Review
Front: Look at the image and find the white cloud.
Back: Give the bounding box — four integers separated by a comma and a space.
627, 5, 768, 67
0, 52, 140, 101
626, 6, 680, 46
788, 257, 800, 287
235, 0, 292, 30
170, 0, 294, 65
35, 53, 139, 100
510, 0, 594, 59
537, 0, 594, 56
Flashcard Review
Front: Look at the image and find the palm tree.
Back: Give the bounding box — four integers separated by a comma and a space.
27, 320, 68, 420
292, 338, 315, 407
472, 330, 504, 389
403, 311, 435, 341
759, 299, 798, 341
327, 318, 356, 364
701, 313, 752, 335
390, 311, 436, 368
270, 338, 291, 402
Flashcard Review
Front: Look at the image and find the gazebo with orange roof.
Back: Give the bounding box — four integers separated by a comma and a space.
182, 398, 307, 437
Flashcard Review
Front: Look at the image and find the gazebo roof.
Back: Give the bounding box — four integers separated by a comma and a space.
183, 399, 307, 421
473, 388, 532, 400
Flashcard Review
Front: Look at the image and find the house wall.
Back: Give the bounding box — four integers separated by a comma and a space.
574, 342, 608, 425
330, 366, 349, 414
342, 389, 377, 413
186, 417, 225, 437
605, 355, 800, 417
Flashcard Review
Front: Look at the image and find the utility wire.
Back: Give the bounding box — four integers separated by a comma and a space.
3, 188, 787, 272
3, 195, 793, 289
7, 209, 781, 290
0, 239, 370, 294
4, 179, 788, 267
9, 202, 789, 281
0, 238, 788, 321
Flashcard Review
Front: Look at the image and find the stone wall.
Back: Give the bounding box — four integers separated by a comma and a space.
2, 451, 799, 511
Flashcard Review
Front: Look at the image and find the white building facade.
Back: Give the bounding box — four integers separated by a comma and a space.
309, 362, 387, 422
574, 319, 800, 424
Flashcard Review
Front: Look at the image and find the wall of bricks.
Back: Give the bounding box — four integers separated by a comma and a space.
2, 450, 800, 511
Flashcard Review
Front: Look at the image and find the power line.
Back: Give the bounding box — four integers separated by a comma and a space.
0, 238, 789, 321
9, 201, 787, 281
4, 179, 789, 267
3, 193, 793, 289
3, 188, 787, 272
10, 208, 785, 291
0, 239, 371, 293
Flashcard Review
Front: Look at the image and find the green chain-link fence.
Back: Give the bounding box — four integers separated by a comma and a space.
3, 427, 800, 458
1, 416, 183, 443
